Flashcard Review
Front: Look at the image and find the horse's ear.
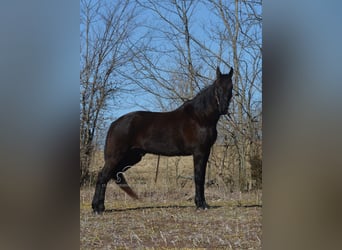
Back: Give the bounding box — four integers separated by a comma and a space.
216, 66, 221, 78
228, 67, 234, 78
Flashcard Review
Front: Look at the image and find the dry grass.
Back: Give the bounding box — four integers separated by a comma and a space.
81, 154, 262, 249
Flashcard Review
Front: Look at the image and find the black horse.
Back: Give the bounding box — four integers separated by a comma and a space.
92, 66, 233, 213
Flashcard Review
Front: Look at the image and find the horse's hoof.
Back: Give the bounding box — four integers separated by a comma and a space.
92, 203, 105, 214
93, 209, 104, 215
196, 203, 210, 210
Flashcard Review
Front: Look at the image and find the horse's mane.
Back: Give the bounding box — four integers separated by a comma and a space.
178, 80, 219, 121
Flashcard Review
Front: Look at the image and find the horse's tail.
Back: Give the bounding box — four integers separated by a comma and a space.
115, 172, 139, 199
119, 184, 139, 199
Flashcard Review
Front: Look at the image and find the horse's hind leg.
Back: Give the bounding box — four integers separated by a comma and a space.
112, 149, 145, 200
92, 149, 144, 213
92, 157, 120, 214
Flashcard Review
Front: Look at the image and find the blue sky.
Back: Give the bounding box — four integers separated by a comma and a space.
100, 1, 262, 121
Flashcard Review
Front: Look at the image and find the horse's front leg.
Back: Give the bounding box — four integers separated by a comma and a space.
193, 149, 210, 210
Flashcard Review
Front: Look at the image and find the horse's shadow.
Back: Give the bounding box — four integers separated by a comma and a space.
104, 204, 222, 213
238, 204, 262, 208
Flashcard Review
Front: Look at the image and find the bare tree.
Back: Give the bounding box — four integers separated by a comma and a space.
132, 0, 262, 191
134, 0, 209, 111
209, 0, 262, 191
80, 0, 141, 184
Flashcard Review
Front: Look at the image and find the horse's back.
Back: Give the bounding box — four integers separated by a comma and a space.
105, 110, 196, 156
105, 111, 164, 148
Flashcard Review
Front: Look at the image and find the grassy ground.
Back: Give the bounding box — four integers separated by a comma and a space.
80, 154, 262, 249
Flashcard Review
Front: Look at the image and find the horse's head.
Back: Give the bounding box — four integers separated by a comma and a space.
214, 66, 234, 115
